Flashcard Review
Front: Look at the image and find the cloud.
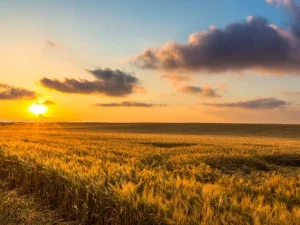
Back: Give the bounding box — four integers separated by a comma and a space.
46, 41, 59, 47
161, 73, 191, 86
131, 1, 300, 74
266, 0, 300, 38
40, 68, 141, 97
179, 86, 202, 93
43, 100, 56, 105
205, 97, 288, 109
266, 0, 292, 6
282, 91, 300, 95
159, 92, 179, 98
133, 86, 148, 94
94, 101, 167, 107
216, 83, 229, 91
34, 99, 56, 105
0, 83, 37, 100
179, 85, 221, 97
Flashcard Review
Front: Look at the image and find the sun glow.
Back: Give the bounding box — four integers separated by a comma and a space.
28, 103, 48, 115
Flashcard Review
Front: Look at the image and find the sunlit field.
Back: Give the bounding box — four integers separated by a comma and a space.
0, 123, 299, 224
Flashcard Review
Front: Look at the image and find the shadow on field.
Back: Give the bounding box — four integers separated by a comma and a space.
259, 154, 300, 167
204, 156, 271, 174
140, 142, 197, 148
204, 154, 300, 174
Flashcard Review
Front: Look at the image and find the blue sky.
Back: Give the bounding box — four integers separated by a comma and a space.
0, 0, 287, 53
1, 0, 300, 123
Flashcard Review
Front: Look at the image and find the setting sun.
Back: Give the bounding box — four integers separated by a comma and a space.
28, 103, 48, 115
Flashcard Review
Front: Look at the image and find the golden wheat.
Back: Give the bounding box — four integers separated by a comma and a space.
0, 123, 299, 224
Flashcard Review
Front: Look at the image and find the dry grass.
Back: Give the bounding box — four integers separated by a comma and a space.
0, 123, 299, 224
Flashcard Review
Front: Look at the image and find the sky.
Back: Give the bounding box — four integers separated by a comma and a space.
1, 0, 300, 123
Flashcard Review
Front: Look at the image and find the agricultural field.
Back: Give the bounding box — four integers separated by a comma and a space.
0, 123, 299, 225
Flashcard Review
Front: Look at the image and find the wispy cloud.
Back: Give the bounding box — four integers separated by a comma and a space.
94, 101, 167, 107
282, 91, 300, 95
205, 98, 288, 109
216, 83, 230, 91
161, 73, 191, 86
40, 68, 142, 97
46, 41, 60, 47
0, 83, 37, 100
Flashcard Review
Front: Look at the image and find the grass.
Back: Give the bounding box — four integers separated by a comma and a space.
0, 123, 299, 224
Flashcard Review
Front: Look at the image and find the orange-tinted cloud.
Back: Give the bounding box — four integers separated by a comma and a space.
282, 91, 300, 95
94, 101, 167, 107
216, 83, 229, 91
161, 73, 191, 86
43, 100, 56, 105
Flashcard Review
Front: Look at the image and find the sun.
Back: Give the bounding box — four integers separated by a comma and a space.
28, 103, 48, 115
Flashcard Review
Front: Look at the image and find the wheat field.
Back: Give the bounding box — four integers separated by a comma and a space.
0, 123, 299, 224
